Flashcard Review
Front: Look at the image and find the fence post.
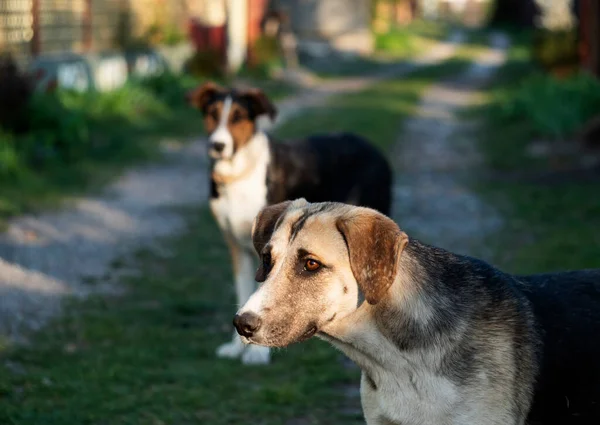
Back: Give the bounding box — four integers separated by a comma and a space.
31, 0, 40, 55
83, 0, 92, 51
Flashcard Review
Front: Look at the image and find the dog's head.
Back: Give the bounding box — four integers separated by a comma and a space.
186, 82, 277, 160
234, 200, 409, 347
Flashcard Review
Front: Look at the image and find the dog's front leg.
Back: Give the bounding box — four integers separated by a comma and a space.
216, 243, 270, 365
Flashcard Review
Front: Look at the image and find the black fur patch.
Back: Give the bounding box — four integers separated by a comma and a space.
210, 176, 219, 199
265, 133, 392, 216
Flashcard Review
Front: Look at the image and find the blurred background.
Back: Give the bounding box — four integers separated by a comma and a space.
1, 1, 599, 424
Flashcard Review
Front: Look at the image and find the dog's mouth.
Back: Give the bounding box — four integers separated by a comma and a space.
208, 150, 228, 160
241, 324, 319, 347
297, 324, 318, 342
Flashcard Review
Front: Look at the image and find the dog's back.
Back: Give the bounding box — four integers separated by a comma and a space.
519, 270, 600, 424
267, 133, 392, 215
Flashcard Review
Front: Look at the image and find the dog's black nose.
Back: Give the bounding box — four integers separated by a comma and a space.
211, 142, 225, 153
233, 312, 262, 338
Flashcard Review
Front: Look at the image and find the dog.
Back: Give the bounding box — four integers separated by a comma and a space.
186, 83, 393, 365
234, 199, 600, 424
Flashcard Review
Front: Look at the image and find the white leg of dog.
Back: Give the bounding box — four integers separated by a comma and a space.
216, 247, 270, 365
236, 249, 270, 365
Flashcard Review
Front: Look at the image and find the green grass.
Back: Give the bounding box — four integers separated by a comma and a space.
0, 208, 362, 425
375, 19, 450, 57
482, 181, 600, 274
471, 32, 600, 275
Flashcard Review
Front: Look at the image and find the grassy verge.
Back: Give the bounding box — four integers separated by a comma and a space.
0, 208, 362, 425
0, 73, 293, 228
472, 33, 600, 274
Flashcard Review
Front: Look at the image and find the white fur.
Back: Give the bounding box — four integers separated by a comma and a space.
210, 131, 270, 246
209, 96, 234, 158
211, 131, 271, 365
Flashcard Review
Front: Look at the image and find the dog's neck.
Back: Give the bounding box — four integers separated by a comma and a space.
211, 131, 270, 186
318, 246, 448, 381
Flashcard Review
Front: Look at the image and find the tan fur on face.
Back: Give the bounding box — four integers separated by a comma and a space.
203, 100, 256, 151
188, 82, 277, 155
227, 102, 256, 151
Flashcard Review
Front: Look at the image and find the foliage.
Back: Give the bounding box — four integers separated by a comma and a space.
246, 35, 283, 78
0, 72, 204, 224
495, 72, 600, 139
130, 71, 199, 108
472, 33, 600, 276
184, 49, 224, 79
532, 28, 578, 70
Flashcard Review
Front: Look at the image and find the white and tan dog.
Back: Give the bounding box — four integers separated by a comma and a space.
234, 200, 600, 425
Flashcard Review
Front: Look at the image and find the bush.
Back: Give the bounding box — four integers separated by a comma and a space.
130, 71, 198, 108
184, 49, 224, 79
0, 71, 199, 173
247, 35, 282, 77
496, 72, 600, 139
0, 131, 23, 179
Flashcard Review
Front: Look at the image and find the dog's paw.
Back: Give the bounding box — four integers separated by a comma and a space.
216, 339, 246, 359
242, 345, 270, 365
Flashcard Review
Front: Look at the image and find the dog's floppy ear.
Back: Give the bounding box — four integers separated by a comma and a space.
336, 209, 409, 305
240, 88, 277, 120
186, 82, 223, 113
252, 201, 292, 282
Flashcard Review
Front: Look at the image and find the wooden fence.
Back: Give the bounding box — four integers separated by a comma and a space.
0, 0, 190, 65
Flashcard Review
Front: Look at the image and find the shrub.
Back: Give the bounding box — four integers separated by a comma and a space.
1, 75, 193, 170
496, 72, 600, 139
248, 35, 282, 77
0, 131, 23, 178
131, 71, 198, 108
184, 49, 224, 79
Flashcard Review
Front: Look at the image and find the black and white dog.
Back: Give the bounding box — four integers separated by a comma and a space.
187, 82, 393, 364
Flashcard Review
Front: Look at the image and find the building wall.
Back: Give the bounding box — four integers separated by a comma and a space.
277, 0, 373, 54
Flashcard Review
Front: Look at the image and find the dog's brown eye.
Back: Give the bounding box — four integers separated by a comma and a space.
231, 110, 242, 123
304, 259, 321, 272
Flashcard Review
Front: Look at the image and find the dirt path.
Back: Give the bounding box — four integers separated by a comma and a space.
0, 34, 465, 343
392, 32, 509, 259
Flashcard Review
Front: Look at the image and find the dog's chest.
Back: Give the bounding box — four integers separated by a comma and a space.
362, 367, 512, 425
361, 367, 460, 425
210, 167, 268, 245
